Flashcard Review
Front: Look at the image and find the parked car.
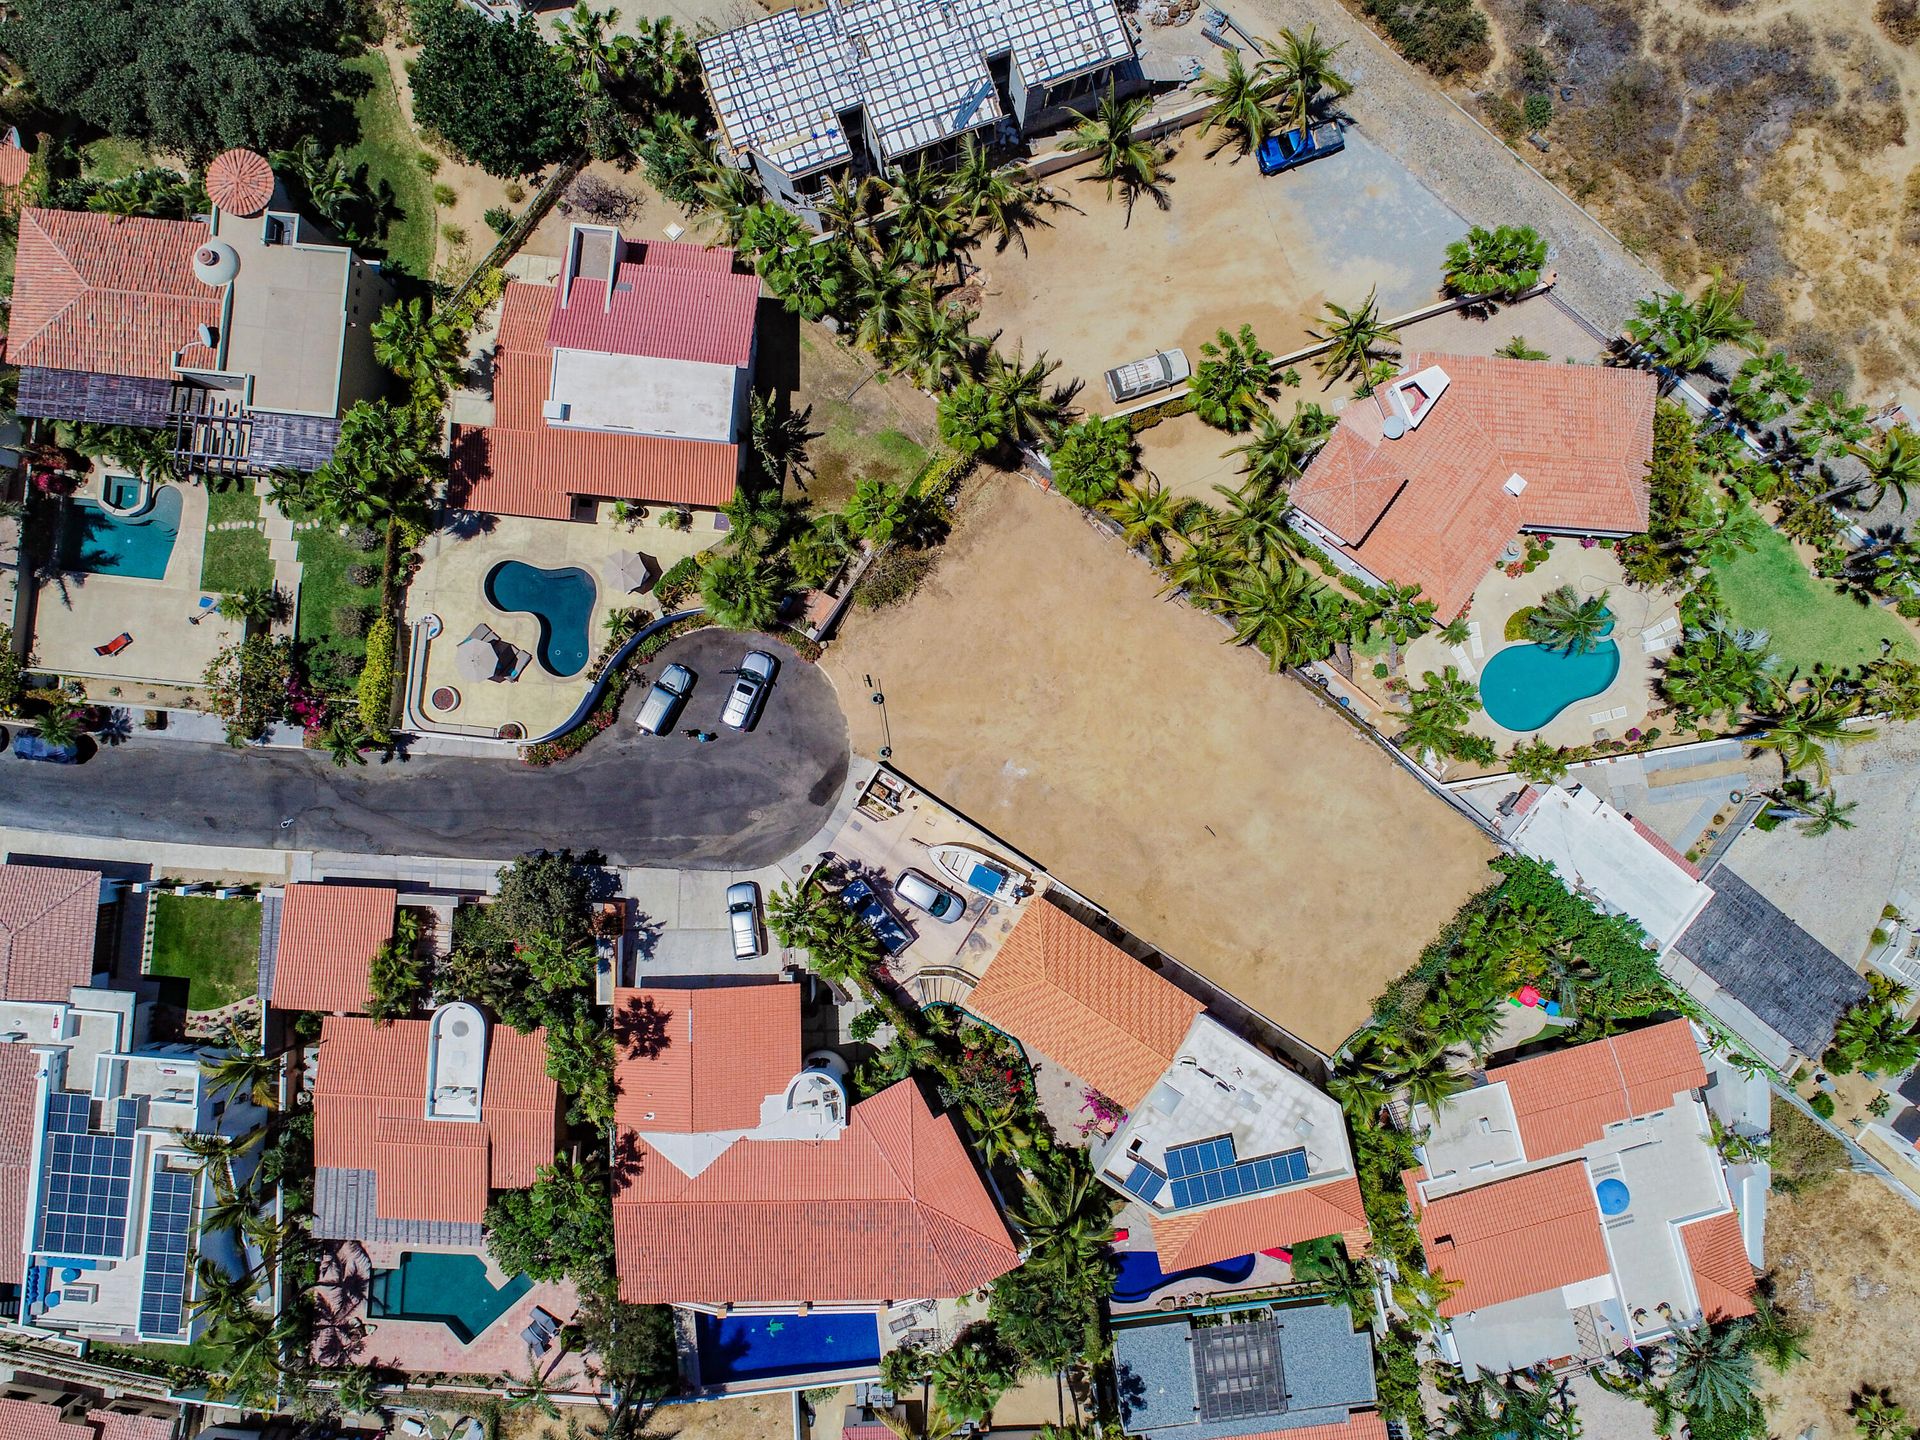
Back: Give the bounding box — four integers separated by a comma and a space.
726, 881, 763, 960
720, 650, 779, 730
1257, 121, 1344, 176
635, 662, 695, 735
1105, 348, 1190, 403
841, 878, 913, 955
895, 869, 966, 923
12, 732, 77, 764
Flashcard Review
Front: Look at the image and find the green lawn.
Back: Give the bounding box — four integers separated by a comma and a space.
198, 484, 274, 594
294, 522, 381, 661
80, 136, 150, 181
341, 51, 438, 279
1710, 507, 1918, 671
147, 895, 262, 1012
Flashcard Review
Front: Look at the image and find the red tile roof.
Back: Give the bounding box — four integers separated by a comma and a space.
0, 1400, 174, 1440
1486, 1020, 1707, 1160
1238, 1415, 1389, 1440
0, 863, 101, 1002
0, 131, 30, 191
613, 1079, 1019, 1304
89, 1418, 176, 1440
1152, 1175, 1372, 1270
965, 900, 1202, 1108
205, 148, 275, 217
313, 1016, 560, 1224
11, 209, 219, 379
550, 238, 760, 369
1414, 1161, 1611, 1317
447, 280, 740, 519
1292, 353, 1655, 618
269, 882, 397, 1014
0, 1043, 41, 1285
612, 983, 802, 1134
1510, 785, 1541, 817
1680, 1211, 1756, 1322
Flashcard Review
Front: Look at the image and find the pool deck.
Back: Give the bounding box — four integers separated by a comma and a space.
404, 506, 725, 740
311, 1239, 588, 1388
30, 475, 245, 693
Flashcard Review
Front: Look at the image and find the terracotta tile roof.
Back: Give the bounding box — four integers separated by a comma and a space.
1630, 816, 1703, 880
313, 1016, 560, 1223
11, 209, 219, 379
1152, 1175, 1372, 1270
1511, 785, 1541, 817
1238, 1414, 1389, 1440
613, 1079, 1019, 1303
447, 280, 740, 519
89, 1417, 176, 1440
0, 1043, 40, 1285
1486, 1020, 1707, 1159
1293, 353, 1655, 618
550, 239, 759, 368
612, 983, 801, 1133
1680, 1211, 1756, 1322
0, 1400, 174, 1440
269, 882, 397, 1014
965, 900, 1202, 1108
205, 147, 275, 217
1415, 1161, 1611, 1317
0, 131, 29, 191
0, 863, 101, 1002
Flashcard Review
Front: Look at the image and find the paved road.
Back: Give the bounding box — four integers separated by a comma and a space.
0, 630, 851, 869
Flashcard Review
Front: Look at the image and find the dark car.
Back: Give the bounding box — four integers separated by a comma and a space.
841, 878, 914, 955
13, 732, 78, 764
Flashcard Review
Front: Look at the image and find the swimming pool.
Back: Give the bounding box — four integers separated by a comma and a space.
1111, 1249, 1257, 1304
694, 1310, 881, 1385
484, 561, 597, 678
58, 485, 183, 580
1479, 639, 1621, 731
368, 1251, 532, 1344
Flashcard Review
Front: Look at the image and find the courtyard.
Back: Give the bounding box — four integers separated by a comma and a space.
824, 478, 1494, 1053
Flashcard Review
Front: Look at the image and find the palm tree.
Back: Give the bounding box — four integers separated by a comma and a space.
985, 348, 1069, 449
1225, 563, 1325, 670
1196, 49, 1286, 156
187, 1256, 257, 1326
1100, 479, 1194, 564
1442, 225, 1547, 300
32, 707, 86, 752
1766, 778, 1857, 837
553, 2, 637, 95
1727, 350, 1809, 430
290, 399, 440, 529
1752, 683, 1874, 785
1495, 335, 1550, 361
216, 584, 290, 626
1795, 392, 1873, 459
1068, 85, 1169, 222
881, 1399, 966, 1440
1309, 288, 1399, 387
328, 1363, 387, 1417
950, 134, 1055, 253
699, 550, 785, 630
1158, 538, 1238, 608
885, 156, 967, 281
899, 295, 985, 389
1260, 26, 1353, 141
200, 1181, 256, 1238
931, 1337, 1013, 1424
1015, 1168, 1114, 1269
1841, 426, 1920, 513
1229, 410, 1315, 495
1625, 272, 1759, 373
766, 877, 839, 950
508, 1364, 563, 1420
370, 297, 464, 398
1400, 1045, 1471, 1115
1525, 585, 1612, 654
961, 1101, 1033, 1167
203, 1024, 283, 1109
1209, 480, 1294, 568
845, 247, 920, 361
1663, 1320, 1756, 1423
818, 175, 889, 256
1191, 324, 1281, 432
694, 165, 759, 245
1742, 1297, 1808, 1374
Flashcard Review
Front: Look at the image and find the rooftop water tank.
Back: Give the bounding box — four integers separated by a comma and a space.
192, 241, 240, 287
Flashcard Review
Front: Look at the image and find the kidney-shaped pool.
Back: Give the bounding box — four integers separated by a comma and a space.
1478, 639, 1621, 732
485, 560, 597, 678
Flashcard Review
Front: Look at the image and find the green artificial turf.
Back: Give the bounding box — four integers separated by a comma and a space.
147, 894, 261, 1011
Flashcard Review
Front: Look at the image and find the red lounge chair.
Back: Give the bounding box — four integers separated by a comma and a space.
94, 632, 132, 657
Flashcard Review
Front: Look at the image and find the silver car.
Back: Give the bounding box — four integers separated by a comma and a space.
895, 869, 966, 923
635, 662, 694, 735
727, 881, 763, 959
720, 650, 779, 730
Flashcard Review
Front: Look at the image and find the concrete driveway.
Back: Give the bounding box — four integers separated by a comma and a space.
0, 629, 851, 869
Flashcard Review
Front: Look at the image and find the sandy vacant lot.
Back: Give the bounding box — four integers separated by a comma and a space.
1764, 1173, 1920, 1437
827, 480, 1495, 1051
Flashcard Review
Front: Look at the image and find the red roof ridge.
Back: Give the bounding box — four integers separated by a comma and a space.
1630, 815, 1703, 880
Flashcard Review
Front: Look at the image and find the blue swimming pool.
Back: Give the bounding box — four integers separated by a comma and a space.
1479, 638, 1621, 731
484, 560, 597, 677
1111, 1249, 1257, 1304
58, 484, 183, 580
694, 1310, 881, 1385
1596, 1178, 1631, 1216
368, 1251, 532, 1344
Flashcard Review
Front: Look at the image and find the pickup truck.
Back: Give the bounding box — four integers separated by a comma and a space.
1257, 121, 1344, 176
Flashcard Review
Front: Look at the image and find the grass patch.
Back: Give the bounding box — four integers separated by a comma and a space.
1771, 1094, 1847, 1196
198, 484, 273, 593
340, 51, 438, 279
294, 522, 380, 661
81, 136, 151, 181
147, 894, 261, 1011
1710, 507, 1918, 671
91, 1324, 246, 1377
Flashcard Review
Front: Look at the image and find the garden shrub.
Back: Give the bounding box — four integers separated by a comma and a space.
654, 556, 701, 608
358, 616, 396, 737
483, 205, 514, 235
1504, 606, 1539, 642
1524, 93, 1553, 130
1807, 1090, 1835, 1120
1360, 0, 1490, 76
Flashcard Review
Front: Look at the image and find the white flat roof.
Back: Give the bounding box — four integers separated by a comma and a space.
549, 346, 737, 442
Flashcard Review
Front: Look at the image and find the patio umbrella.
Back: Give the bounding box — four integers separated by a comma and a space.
607, 549, 655, 595
455, 632, 504, 683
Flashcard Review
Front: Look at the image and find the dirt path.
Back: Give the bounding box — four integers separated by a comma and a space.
826, 479, 1496, 1052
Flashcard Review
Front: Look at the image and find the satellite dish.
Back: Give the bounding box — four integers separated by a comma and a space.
1380, 413, 1407, 440
192, 241, 240, 287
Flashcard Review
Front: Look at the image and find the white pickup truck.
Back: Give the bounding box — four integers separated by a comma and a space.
1105, 348, 1191, 403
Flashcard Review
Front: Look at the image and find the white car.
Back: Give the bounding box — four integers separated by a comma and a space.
635, 662, 694, 735
727, 882, 763, 959
720, 650, 779, 730
895, 869, 966, 923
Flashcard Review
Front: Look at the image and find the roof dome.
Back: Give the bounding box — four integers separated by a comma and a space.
205, 147, 275, 217
192, 240, 241, 287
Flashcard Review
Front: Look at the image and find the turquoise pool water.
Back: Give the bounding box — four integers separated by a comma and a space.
485, 560, 596, 677
694, 1310, 880, 1384
58, 485, 182, 580
1480, 638, 1622, 731
368, 1251, 532, 1344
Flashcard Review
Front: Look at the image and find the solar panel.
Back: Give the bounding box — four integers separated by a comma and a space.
34, 1092, 136, 1259
139, 1162, 195, 1338
1120, 1162, 1165, 1203
1160, 1140, 1311, 1210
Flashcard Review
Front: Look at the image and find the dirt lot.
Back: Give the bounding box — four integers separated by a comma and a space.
1763, 1172, 1920, 1436
974, 130, 1464, 411
825, 479, 1496, 1052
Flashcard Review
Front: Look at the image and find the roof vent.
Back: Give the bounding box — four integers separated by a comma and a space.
542, 399, 570, 422
1504, 472, 1528, 496
192, 241, 241, 287
1380, 413, 1407, 441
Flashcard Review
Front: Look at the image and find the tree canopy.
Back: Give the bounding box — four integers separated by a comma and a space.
408, 0, 582, 177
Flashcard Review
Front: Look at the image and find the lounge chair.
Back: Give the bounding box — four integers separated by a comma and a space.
94, 632, 132, 657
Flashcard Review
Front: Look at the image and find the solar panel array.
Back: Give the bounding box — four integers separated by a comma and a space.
35, 1093, 137, 1259
139, 1163, 196, 1338
1118, 1134, 1314, 1211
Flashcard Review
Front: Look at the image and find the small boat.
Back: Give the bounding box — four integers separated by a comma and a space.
930, 843, 1032, 904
